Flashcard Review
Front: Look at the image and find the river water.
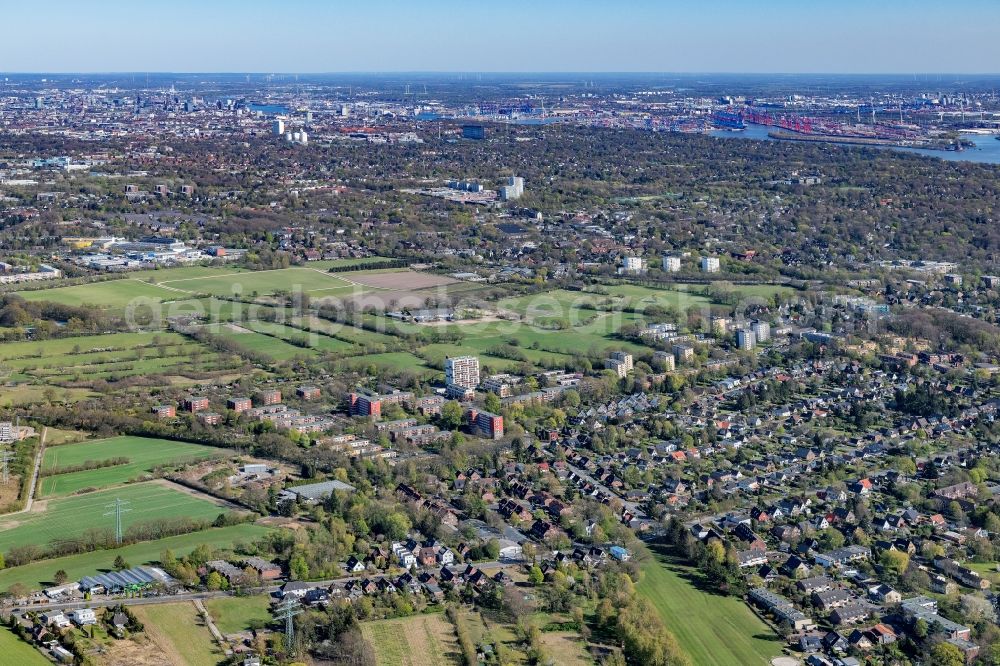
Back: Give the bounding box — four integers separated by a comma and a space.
709, 123, 1000, 165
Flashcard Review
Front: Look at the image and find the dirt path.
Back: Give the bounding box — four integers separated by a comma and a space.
11, 425, 46, 516
195, 598, 232, 656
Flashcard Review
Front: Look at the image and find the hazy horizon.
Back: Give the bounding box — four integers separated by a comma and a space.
3, 0, 1000, 75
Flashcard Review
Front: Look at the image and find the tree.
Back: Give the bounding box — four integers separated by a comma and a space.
54, 570, 68, 585
880, 550, 910, 577
484, 392, 502, 414
929, 641, 965, 666
819, 528, 845, 550
528, 566, 544, 585
205, 571, 224, 591
382, 512, 411, 541
113, 555, 130, 571
290, 554, 309, 581
705, 539, 726, 564
440, 400, 464, 429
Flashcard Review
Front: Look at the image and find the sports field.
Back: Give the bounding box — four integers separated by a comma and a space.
637, 547, 782, 666
40, 436, 227, 497
0, 523, 271, 591
0, 482, 231, 553
361, 613, 462, 666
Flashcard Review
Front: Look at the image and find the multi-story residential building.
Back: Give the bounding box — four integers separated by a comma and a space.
736, 328, 756, 350
445, 356, 480, 389
151, 404, 176, 419
413, 395, 445, 416
255, 389, 282, 406
605, 358, 629, 378
296, 385, 321, 400
609, 351, 633, 371
751, 320, 771, 342
349, 393, 382, 418
198, 412, 223, 426
673, 343, 695, 363
467, 408, 504, 439
184, 396, 209, 412
701, 256, 720, 273
662, 255, 681, 272
227, 397, 252, 413
482, 374, 520, 397
653, 350, 676, 371
622, 256, 646, 274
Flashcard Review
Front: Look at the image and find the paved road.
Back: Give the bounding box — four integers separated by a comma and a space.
5, 560, 512, 614
566, 462, 645, 518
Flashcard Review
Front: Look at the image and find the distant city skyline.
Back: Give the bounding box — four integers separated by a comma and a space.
3, 0, 1000, 74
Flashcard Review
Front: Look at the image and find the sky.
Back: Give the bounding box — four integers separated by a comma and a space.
3, 0, 1000, 74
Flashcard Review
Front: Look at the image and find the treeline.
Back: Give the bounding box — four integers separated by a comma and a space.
595, 570, 690, 666
0, 294, 126, 339
663, 517, 747, 597
446, 604, 477, 666
889, 308, 1000, 357
39, 457, 129, 477
325, 258, 408, 273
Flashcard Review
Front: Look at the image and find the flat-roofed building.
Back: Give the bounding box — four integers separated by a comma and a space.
445, 356, 480, 389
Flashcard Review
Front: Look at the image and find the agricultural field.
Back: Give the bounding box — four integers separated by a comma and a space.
341, 351, 433, 375
0, 482, 233, 554
207, 322, 318, 361
0, 331, 241, 385
0, 523, 271, 591
295, 315, 402, 347
203, 595, 274, 634
361, 613, 462, 666
133, 602, 226, 666
0, 626, 50, 666
245, 321, 357, 354
637, 547, 782, 666
40, 436, 227, 497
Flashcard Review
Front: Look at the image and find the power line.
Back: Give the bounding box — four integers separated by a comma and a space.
273, 596, 302, 654
104, 497, 131, 545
